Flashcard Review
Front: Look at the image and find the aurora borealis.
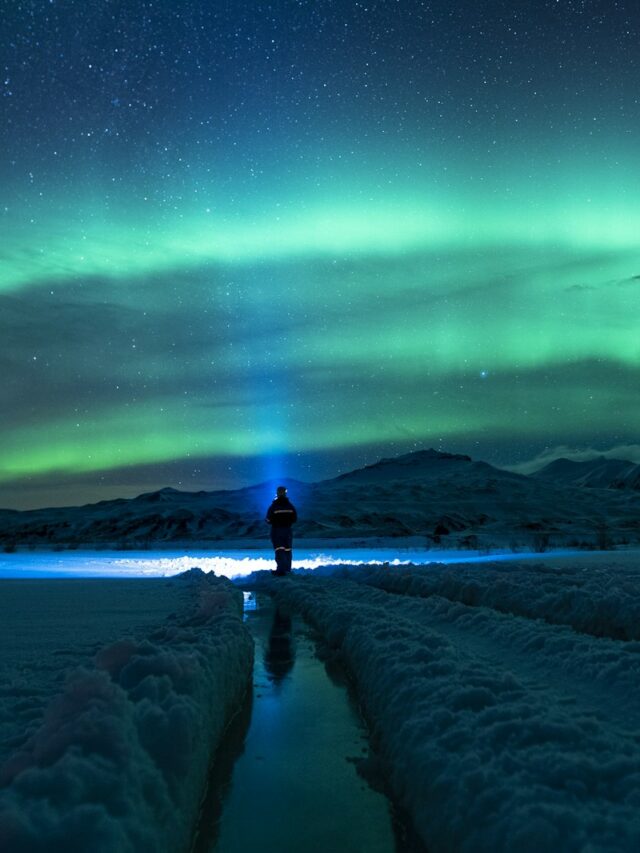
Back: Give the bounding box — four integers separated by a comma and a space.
1, 1, 639, 509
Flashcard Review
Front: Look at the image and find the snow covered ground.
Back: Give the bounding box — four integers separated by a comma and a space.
3, 551, 640, 850
0, 570, 253, 853
266, 555, 640, 851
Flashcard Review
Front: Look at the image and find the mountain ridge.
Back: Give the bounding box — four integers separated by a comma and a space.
1, 448, 639, 549
531, 456, 640, 490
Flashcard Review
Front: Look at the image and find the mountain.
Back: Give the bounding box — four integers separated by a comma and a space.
1, 449, 639, 549
531, 457, 640, 490
330, 449, 474, 482
612, 466, 640, 490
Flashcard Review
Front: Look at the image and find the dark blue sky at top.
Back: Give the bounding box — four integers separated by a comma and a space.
4, 1, 638, 189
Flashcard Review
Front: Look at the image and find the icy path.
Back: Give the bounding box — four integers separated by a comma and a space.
192, 593, 415, 853
271, 569, 640, 852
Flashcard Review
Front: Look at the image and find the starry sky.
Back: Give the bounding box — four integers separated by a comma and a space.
1, 0, 639, 509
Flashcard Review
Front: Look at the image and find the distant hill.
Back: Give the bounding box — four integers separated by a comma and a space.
531, 457, 640, 490
1, 449, 639, 549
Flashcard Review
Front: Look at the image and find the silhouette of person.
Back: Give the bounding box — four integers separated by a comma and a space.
265, 485, 297, 575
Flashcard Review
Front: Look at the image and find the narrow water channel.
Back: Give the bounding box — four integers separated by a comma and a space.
193, 592, 415, 853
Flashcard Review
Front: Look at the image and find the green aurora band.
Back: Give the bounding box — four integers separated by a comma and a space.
2, 191, 639, 496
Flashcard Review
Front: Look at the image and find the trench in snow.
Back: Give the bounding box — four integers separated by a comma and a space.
191, 592, 426, 853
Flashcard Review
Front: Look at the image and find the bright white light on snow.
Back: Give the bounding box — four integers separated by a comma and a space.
0, 547, 582, 579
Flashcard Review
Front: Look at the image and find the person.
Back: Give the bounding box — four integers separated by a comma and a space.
265, 485, 297, 575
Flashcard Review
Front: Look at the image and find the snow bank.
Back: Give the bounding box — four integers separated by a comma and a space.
313, 558, 640, 641
0, 569, 253, 853
273, 575, 640, 852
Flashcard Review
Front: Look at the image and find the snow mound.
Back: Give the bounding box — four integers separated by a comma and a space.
332, 559, 640, 640
273, 573, 640, 851
0, 569, 253, 853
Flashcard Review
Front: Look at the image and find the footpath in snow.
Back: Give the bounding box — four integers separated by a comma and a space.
0, 570, 253, 853
266, 559, 640, 852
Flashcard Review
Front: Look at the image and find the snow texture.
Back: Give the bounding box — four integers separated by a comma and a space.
270, 562, 640, 852
0, 569, 253, 853
323, 559, 640, 640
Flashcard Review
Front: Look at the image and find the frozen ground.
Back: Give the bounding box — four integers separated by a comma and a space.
0, 570, 253, 853
265, 555, 640, 851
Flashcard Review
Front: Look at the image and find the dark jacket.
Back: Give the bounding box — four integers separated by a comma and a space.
266, 496, 297, 528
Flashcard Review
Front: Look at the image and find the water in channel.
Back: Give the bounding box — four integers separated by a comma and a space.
193, 592, 417, 853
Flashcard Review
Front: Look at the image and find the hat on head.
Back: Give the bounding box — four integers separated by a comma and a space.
276, 485, 287, 496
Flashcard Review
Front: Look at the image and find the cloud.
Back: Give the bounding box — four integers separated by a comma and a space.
618, 274, 640, 287
506, 444, 640, 475
564, 283, 597, 292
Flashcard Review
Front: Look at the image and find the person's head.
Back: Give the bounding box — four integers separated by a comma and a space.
276, 485, 287, 497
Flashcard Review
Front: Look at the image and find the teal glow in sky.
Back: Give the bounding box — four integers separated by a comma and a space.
1, 1, 639, 508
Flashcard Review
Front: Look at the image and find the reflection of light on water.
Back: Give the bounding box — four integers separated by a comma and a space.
243, 591, 258, 612
110, 552, 415, 578
1, 546, 602, 579
110, 549, 558, 578
112, 554, 299, 577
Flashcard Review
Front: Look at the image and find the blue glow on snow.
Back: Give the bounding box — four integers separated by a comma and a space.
0, 547, 611, 579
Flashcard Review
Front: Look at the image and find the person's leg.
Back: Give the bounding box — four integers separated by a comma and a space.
283, 528, 293, 573
274, 547, 287, 574
271, 528, 288, 575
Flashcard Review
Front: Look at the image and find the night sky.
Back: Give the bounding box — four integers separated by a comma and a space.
2, 0, 639, 509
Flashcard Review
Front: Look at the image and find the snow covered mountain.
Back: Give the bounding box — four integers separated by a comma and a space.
1, 449, 639, 548
531, 456, 640, 490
